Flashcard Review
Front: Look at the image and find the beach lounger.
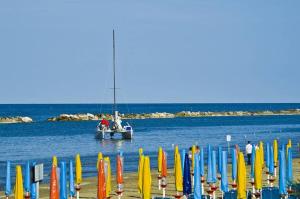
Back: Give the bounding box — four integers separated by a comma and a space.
261, 187, 280, 199
224, 190, 252, 199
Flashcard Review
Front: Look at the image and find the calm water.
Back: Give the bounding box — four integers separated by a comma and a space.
0, 103, 300, 188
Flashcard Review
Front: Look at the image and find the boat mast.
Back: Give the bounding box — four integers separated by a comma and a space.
113, 30, 116, 115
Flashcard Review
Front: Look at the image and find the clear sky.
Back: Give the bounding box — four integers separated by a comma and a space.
0, 0, 299, 103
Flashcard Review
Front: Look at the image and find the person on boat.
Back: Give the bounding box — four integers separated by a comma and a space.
100, 119, 110, 128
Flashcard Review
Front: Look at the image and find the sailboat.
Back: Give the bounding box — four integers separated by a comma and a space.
96, 30, 133, 140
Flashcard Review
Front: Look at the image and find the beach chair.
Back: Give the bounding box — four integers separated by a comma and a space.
261, 187, 280, 199
187, 194, 209, 199
223, 190, 251, 199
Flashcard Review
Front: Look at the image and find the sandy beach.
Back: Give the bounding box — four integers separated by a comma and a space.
1, 158, 299, 199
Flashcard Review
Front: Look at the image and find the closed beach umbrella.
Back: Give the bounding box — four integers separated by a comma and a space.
250, 144, 256, 179
221, 151, 229, 192
279, 150, 287, 195
218, 146, 222, 174
287, 148, 293, 186
254, 148, 262, 190
14, 165, 24, 199
259, 141, 264, 167
192, 145, 196, 173
237, 152, 246, 199
97, 152, 103, 169
212, 151, 217, 183
273, 140, 278, 167
207, 145, 213, 183
181, 149, 186, 175
162, 151, 167, 178
138, 155, 145, 194
139, 148, 143, 156
231, 148, 237, 183
104, 157, 111, 198
183, 153, 192, 195
97, 159, 106, 199
266, 143, 270, 169
116, 155, 123, 185
31, 162, 37, 199
53, 156, 58, 167
200, 147, 204, 177
269, 146, 274, 175
158, 147, 163, 174
69, 160, 75, 198
174, 152, 183, 192
5, 161, 11, 196
174, 145, 179, 171
60, 162, 67, 199
286, 139, 292, 157
142, 156, 152, 199
75, 154, 82, 185
50, 165, 59, 199
24, 161, 30, 193
194, 154, 201, 199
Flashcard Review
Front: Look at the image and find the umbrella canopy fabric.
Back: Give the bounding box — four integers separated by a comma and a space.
194, 154, 202, 199
207, 145, 213, 183
30, 162, 37, 199
254, 148, 262, 190
174, 145, 179, 172
250, 144, 256, 179
221, 151, 229, 192
50, 166, 59, 199
97, 159, 106, 199
200, 147, 205, 177
174, 152, 183, 192
5, 161, 11, 196
14, 165, 24, 199
259, 141, 264, 168
273, 140, 278, 167
279, 150, 287, 195
69, 160, 75, 197
218, 146, 222, 174
104, 157, 111, 198
191, 145, 196, 173
269, 146, 274, 175
231, 148, 237, 182
139, 148, 143, 156
162, 151, 167, 178
266, 143, 270, 169
60, 162, 67, 199
75, 154, 82, 185
286, 139, 292, 158
287, 148, 293, 185
24, 161, 30, 193
237, 152, 246, 199
52, 156, 58, 167
97, 152, 103, 169
142, 156, 152, 199
116, 155, 124, 184
181, 149, 186, 175
212, 151, 217, 183
138, 155, 145, 194
183, 153, 192, 195
158, 147, 163, 174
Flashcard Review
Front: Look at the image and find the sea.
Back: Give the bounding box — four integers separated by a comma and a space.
0, 103, 300, 189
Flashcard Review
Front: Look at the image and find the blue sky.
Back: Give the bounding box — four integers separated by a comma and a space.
0, 0, 299, 103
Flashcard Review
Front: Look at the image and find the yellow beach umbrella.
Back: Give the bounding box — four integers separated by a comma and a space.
254, 148, 262, 190
273, 139, 278, 166
75, 154, 82, 185
139, 148, 143, 156
174, 145, 179, 171
138, 155, 145, 194
104, 157, 111, 197
237, 152, 246, 199
97, 152, 103, 169
158, 147, 163, 174
191, 145, 196, 173
52, 156, 58, 167
142, 156, 152, 199
259, 141, 264, 167
286, 139, 292, 157
174, 152, 183, 192
14, 165, 24, 199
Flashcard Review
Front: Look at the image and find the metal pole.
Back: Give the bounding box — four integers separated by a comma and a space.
36, 181, 39, 199
113, 29, 116, 114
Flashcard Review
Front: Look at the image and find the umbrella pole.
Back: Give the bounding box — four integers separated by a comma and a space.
274, 165, 277, 177
158, 175, 161, 190
75, 184, 80, 199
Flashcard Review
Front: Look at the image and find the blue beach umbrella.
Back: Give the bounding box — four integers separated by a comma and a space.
5, 161, 11, 196
60, 162, 67, 199
69, 160, 75, 197
279, 150, 287, 195
207, 145, 213, 183
221, 151, 229, 192
200, 147, 204, 177
194, 154, 202, 199
266, 143, 270, 169
181, 149, 186, 175
31, 162, 37, 199
231, 148, 237, 182
287, 148, 293, 186
25, 161, 31, 193
269, 146, 274, 175
250, 144, 256, 179
183, 153, 192, 196
212, 151, 217, 183
218, 146, 222, 174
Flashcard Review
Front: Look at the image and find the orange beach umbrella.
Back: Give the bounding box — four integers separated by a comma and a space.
162, 151, 167, 178
116, 155, 123, 184
97, 159, 106, 199
50, 166, 59, 199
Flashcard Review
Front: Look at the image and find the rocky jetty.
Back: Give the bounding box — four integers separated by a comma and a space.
47, 109, 300, 122
0, 116, 33, 123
